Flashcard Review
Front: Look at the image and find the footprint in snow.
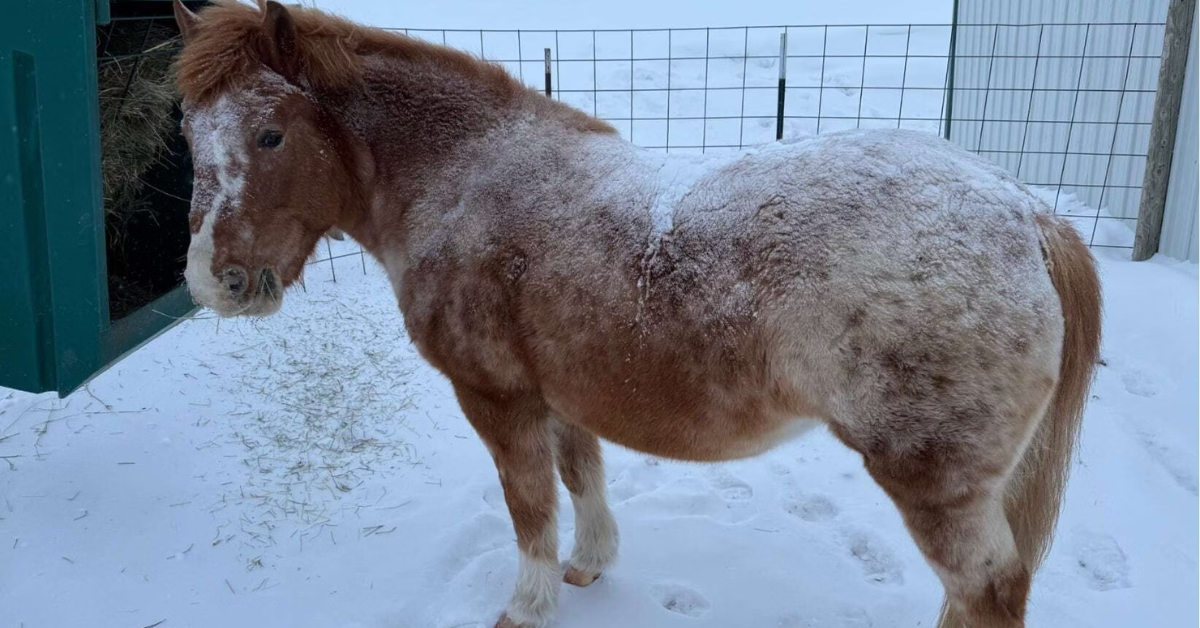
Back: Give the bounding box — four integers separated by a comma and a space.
621, 476, 755, 524
481, 483, 506, 510
704, 467, 754, 501
768, 461, 792, 478
611, 462, 755, 523
609, 457, 669, 504
1121, 368, 1159, 398
651, 582, 711, 618
1072, 530, 1131, 591
1132, 429, 1199, 495
785, 493, 840, 522
840, 527, 904, 585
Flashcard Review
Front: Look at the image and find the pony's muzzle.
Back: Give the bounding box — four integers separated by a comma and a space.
258, 268, 280, 297
220, 266, 250, 298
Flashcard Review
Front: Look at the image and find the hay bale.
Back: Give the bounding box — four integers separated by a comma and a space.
98, 20, 187, 320
98, 22, 180, 226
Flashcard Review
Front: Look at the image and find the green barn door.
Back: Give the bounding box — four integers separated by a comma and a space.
0, 0, 197, 397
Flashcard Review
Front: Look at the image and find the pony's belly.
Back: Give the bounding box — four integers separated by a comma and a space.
727, 415, 823, 458
559, 398, 824, 462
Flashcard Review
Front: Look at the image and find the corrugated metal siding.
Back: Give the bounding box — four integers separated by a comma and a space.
1160, 8, 1198, 262
956, 1, 1166, 25
950, 0, 1172, 250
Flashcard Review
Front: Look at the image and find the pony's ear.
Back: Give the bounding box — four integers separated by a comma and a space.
173, 0, 200, 42
261, 1, 301, 82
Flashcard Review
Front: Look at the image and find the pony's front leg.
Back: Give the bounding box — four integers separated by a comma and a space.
554, 420, 618, 587
454, 386, 560, 628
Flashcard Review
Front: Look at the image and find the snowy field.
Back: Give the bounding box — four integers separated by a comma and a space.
2, 1, 1195, 627
312, 0, 952, 31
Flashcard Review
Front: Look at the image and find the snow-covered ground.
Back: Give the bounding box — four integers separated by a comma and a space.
2, 248, 1197, 628
2, 2, 1192, 627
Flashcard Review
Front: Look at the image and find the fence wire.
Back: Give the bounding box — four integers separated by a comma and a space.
287, 22, 1165, 279
949, 22, 1165, 252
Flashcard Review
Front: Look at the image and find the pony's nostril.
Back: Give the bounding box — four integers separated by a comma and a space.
220, 266, 250, 297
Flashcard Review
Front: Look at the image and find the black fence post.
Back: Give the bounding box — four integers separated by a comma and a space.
544, 48, 552, 97
943, 0, 959, 140
776, 32, 787, 141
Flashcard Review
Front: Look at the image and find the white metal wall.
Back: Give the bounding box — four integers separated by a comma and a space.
1160, 7, 1198, 262
949, 0, 1171, 251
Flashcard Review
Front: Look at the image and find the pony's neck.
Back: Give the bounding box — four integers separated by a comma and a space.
315, 53, 513, 249
316, 45, 614, 253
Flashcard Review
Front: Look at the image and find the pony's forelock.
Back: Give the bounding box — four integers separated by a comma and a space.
176, 1, 363, 104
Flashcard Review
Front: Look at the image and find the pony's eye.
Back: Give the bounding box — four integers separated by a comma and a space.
257, 130, 284, 149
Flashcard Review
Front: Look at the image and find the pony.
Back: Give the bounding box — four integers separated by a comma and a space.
170, 2, 1101, 626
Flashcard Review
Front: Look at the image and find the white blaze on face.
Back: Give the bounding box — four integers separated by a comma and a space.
183, 210, 226, 311
191, 94, 250, 217
184, 94, 252, 314
183, 72, 302, 315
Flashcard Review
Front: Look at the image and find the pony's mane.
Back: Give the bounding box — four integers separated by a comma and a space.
176, 1, 523, 105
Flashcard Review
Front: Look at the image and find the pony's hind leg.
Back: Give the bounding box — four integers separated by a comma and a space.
554, 420, 618, 587
454, 387, 560, 628
858, 436, 1035, 628
896, 487, 1029, 627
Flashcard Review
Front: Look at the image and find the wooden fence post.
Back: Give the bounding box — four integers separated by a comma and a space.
1133, 0, 1196, 260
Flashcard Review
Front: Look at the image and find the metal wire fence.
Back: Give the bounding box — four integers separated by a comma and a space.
287, 21, 1166, 280
948, 22, 1166, 253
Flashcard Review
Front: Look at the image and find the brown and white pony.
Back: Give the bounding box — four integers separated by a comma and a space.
171, 2, 1101, 626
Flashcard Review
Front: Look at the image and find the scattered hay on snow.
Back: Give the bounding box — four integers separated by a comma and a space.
202, 289, 427, 552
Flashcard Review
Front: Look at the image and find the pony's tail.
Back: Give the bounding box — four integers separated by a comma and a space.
1010, 214, 1102, 572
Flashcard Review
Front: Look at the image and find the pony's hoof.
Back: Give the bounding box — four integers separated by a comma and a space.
563, 566, 601, 587
494, 614, 527, 628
